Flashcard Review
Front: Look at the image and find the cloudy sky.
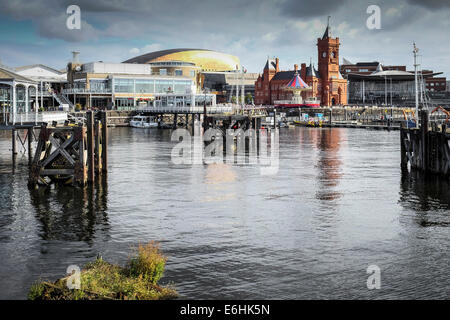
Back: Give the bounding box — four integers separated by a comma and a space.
0, 0, 449, 76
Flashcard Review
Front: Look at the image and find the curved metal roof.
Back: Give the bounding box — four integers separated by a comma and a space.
123, 48, 212, 64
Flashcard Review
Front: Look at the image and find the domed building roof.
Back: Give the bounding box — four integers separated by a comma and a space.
123, 48, 241, 72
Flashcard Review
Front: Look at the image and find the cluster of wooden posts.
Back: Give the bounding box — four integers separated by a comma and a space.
28, 111, 108, 187
400, 110, 450, 176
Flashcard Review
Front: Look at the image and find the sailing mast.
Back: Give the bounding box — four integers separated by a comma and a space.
413, 42, 419, 121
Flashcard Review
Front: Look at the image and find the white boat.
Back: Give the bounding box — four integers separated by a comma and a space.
130, 115, 159, 128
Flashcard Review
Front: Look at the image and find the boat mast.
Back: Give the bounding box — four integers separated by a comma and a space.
413, 42, 419, 121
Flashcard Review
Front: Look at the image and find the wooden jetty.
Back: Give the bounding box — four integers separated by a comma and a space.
285, 106, 409, 130
400, 110, 450, 176
28, 111, 108, 187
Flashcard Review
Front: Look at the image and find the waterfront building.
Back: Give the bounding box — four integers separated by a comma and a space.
346, 66, 444, 105
124, 48, 241, 73
0, 66, 38, 123
124, 48, 250, 102
14, 64, 67, 109
341, 60, 447, 99
201, 71, 258, 103
65, 52, 198, 110
254, 20, 348, 106
340, 61, 407, 77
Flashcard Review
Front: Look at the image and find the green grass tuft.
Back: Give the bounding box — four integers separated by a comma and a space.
28, 242, 177, 300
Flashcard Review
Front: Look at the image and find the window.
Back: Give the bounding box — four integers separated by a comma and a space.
190, 70, 195, 77
359, 69, 369, 72
175, 69, 183, 76
115, 98, 134, 110
114, 78, 134, 93
135, 79, 154, 93
174, 80, 192, 93
346, 69, 351, 73
156, 80, 172, 93
89, 79, 108, 92
159, 69, 167, 76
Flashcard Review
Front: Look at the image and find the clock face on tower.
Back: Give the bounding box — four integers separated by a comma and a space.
322, 52, 327, 58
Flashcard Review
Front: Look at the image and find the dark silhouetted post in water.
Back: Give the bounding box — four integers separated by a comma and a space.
75, 125, 87, 186
95, 120, 101, 174
11, 129, 17, 170
273, 109, 277, 129
173, 113, 178, 129
86, 111, 95, 183
420, 110, 429, 172
101, 111, 108, 173
400, 124, 408, 171
28, 128, 33, 168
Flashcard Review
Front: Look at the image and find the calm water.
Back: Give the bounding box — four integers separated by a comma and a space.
0, 127, 448, 299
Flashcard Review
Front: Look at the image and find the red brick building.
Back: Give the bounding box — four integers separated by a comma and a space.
254, 22, 347, 106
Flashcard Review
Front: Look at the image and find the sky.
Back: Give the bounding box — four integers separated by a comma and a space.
0, 0, 449, 77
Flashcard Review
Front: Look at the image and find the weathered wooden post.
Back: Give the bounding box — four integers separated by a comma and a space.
86, 111, 95, 183
74, 125, 87, 186
173, 113, 178, 129
11, 129, 17, 171
101, 111, 108, 173
273, 109, 277, 129
420, 110, 429, 172
28, 127, 33, 167
400, 126, 408, 171
95, 119, 101, 174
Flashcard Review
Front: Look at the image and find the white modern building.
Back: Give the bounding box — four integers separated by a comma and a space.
65, 60, 205, 110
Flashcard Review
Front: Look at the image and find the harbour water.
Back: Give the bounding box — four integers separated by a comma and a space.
0, 127, 448, 299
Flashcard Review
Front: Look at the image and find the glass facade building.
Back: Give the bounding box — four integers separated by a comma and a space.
113, 78, 192, 94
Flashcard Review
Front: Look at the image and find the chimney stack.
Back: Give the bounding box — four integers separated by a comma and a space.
301, 63, 307, 79
294, 64, 298, 71
72, 51, 80, 64
275, 58, 279, 72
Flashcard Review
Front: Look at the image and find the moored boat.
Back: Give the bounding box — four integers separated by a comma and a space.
130, 115, 159, 128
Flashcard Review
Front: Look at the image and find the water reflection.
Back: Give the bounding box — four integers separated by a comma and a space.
315, 129, 343, 201
399, 170, 450, 227
29, 177, 110, 243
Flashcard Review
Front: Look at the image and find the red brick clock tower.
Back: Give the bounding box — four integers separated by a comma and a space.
317, 16, 347, 106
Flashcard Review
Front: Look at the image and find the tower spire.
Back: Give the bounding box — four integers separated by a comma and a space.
322, 16, 331, 39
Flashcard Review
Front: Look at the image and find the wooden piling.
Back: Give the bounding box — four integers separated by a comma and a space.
28, 128, 33, 168
74, 125, 87, 186
101, 111, 108, 173
95, 120, 101, 174
420, 110, 429, 172
173, 113, 178, 129
86, 111, 95, 183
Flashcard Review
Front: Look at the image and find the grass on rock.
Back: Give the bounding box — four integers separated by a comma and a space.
28, 242, 177, 300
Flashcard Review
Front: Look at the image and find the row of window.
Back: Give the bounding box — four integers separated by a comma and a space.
114, 79, 192, 94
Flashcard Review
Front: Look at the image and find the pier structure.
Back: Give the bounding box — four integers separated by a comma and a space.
275, 105, 418, 130
400, 108, 450, 176
28, 111, 107, 187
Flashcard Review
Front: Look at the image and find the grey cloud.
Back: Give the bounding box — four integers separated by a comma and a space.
406, 0, 450, 9
281, 0, 348, 18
